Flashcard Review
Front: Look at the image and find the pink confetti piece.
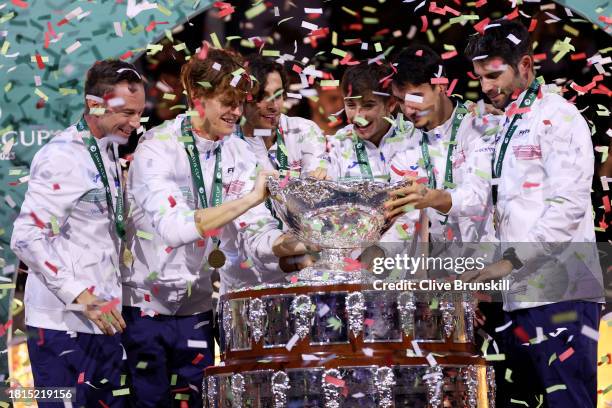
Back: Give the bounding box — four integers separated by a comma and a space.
203, 228, 221, 238
559, 347, 574, 362
324, 375, 345, 387
168, 195, 176, 207
10, 0, 29, 8
77, 372, 85, 384
99, 298, 120, 314
420, 15, 428, 33
522, 182, 540, 188
446, 78, 458, 96
290, 275, 298, 284
430, 77, 449, 85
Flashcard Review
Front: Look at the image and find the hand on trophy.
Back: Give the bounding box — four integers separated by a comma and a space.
249, 169, 280, 205
272, 233, 320, 273
307, 167, 330, 180
384, 177, 452, 220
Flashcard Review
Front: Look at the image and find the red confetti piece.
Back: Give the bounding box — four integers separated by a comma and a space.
446, 227, 453, 240
441, 50, 457, 60
528, 19, 538, 32
98, 401, 110, 408
522, 182, 540, 188
44, 32, 50, 49
203, 228, 221, 238
474, 0, 487, 7
506, 8, 519, 20
145, 21, 169, 32
57, 18, 68, 26
446, 78, 458, 96
196, 239, 205, 247
35, 53, 45, 70
533, 53, 547, 62
165, 247, 173, 253
119, 50, 133, 60
44, 261, 58, 274
559, 347, 575, 362
99, 298, 120, 314
603, 196, 611, 213
167, 195, 176, 207
191, 353, 204, 365
324, 375, 345, 387
144, 294, 150, 302
416, 177, 429, 185
473, 17, 490, 35
513, 326, 530, 343
570, 53, 587, 61
343, 258, 363, 272
52, 183, 60, 190
77, 372, 85, 384
430, 77, 449, 85
10, 0, 29, 8
290, 275, 298, 284
87, 286, 95, 294
420, 15, 428, 33
194, 99, 206, 119
217, 6, 235, 17
364, 318, 374, 327
37, 328, 45, 346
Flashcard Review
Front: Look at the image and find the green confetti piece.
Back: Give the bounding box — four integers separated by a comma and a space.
402, 204, 415, 213
443, 181, 457, 189
551, 311, 577, 324
136, 361, 148, 369
210, 32, 222, 49
112, 388, 130, 396
374, 42, 382, 52
429, 297, 439, 310
0, 284, 15, 290
262, 49, 280, 57
175, 393, 190, 401
157, 4, 172, 16
485, 354, 506, 361
510, 399, 529, 406
548, 353, 557, 365
331, 47, 347, 57
546, 384, 567, 394
50, 216, 59, 235
136, 230, 154, 240
187, 280, 192, 297
320, 80, 340, 87
170, 374, 178, 386
504, 368, 513, 383
100, 378, 108, 384
245, 2, 266, 19
120, 374, 127, 386
146, 272, 159, 281
341, 6, 357, 16
353, 116, 368, 126
326, 316, 343, 331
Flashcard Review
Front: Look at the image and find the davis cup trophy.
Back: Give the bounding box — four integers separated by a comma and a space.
203, 178, 495, 407
267, 177, 406, 283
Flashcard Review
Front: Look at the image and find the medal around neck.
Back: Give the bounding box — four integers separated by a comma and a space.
267, 177, 411, 283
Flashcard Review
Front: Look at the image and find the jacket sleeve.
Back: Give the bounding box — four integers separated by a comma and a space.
514, 100, 594, 265
299, 120, 329, 174
128, 138, 202, 248
448, 116, 496, 217
10, 146, 89, 305
224, 153, 284, 282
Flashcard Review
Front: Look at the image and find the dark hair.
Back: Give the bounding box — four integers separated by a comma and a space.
464, 19, 532, 68
392, 44, 443, 87
245, 54, 289, 102
340, 62, 392, 98
84, 59, 144, 99
180, 47, 251, 108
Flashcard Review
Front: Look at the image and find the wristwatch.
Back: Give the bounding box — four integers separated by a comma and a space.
502, 247, 523, 270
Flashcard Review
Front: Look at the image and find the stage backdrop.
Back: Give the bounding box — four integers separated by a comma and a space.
0, 0, 609, 380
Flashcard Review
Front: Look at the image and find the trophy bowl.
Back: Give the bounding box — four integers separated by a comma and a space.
267, 177, 411, 283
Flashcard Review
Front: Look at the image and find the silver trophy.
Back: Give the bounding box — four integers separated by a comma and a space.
267, 177, 410, 283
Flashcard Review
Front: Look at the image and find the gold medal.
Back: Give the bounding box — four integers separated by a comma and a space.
208, 248, 226, 268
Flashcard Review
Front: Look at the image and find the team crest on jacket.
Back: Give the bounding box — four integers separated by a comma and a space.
512, 144, 542, 160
